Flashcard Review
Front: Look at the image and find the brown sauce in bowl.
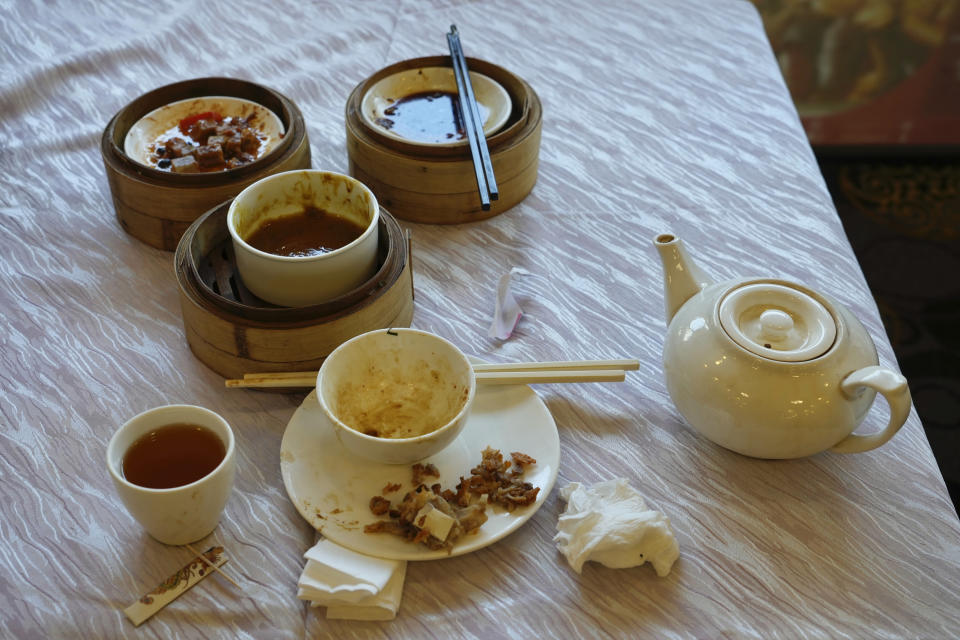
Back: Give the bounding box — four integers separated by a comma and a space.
245, 206, 366, 257
376, 90, 469, 144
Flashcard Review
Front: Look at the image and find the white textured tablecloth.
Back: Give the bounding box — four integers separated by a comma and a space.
2, 0, 958, 638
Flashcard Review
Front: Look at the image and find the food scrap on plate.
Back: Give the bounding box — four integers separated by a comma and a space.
364, 448, 540, 552
150, 112, 266, 172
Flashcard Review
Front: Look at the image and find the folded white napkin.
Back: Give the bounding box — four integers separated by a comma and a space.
297, 539, 407, 621
554, 478, 679, 576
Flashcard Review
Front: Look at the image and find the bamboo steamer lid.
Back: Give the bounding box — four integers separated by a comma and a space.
102, 77, 312, 251
174, 200, 414, 383
345, 57, 542, 224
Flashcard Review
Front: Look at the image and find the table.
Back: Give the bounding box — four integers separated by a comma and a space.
2, 0, 958, 638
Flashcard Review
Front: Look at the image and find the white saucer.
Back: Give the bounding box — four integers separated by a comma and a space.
280, 381, 559, 561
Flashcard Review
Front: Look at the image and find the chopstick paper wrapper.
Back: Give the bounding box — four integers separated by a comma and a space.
298, 539, 406, 621
489, 267, 525, 339
124, 546, 228, 626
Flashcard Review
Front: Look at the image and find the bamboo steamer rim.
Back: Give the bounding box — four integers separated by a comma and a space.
174, 201, 410, 327
101, 77, 304, 188
345, 56, 540, 160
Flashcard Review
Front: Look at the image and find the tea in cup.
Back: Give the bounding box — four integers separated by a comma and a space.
106, 405, 236, 545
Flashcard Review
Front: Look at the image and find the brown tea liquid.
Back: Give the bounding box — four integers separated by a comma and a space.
245, 205, 366, 257
122, 423, 226, 489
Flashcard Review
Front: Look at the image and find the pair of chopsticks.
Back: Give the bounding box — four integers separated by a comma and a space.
224, 359, 639, 389
447, 25, 498, 210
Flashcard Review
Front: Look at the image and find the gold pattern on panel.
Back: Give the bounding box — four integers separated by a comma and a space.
838, 164, 960, 240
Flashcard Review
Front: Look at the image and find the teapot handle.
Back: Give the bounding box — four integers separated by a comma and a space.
830, 366, 912, 454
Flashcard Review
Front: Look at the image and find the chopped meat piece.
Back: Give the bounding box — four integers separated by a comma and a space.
412, 463, 440, 486
240, 127, 260, 153
511, 452, 537, 469
369, 496, 391, 515
457, 447, 540, 511
188, 118, 219, 140
195, 143, 224, 168
170, 155, 198, 173
364, 448, 538, 551
457, 502, 488, 534
165, 137, 194, 158
223, 134, 243, 156
216, 123, 239, 137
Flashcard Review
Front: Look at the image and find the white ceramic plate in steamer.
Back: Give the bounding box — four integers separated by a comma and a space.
123, 96, 285, 169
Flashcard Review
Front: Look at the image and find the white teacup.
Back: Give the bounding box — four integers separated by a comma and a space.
106, 405, 236, 546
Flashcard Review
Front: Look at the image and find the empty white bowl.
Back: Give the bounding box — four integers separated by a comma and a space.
227, 170, 379, 307
317, 328, 476, 464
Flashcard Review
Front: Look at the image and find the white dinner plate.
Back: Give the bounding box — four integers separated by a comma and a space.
280, 379, 560, 561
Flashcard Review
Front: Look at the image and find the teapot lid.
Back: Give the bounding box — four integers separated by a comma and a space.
718, 282, 836, 362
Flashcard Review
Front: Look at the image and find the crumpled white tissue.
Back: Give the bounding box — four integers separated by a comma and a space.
554, 479, 679, 576
488, 267, 527, 339
297, 539, 407, 620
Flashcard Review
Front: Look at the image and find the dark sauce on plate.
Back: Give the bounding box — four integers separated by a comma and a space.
122, 423, 226, 489
245, 206, 366, 257
376, 90, 468, 143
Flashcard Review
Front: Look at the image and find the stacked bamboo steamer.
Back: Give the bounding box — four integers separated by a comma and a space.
101, 77, 312, 251
346, 56, 542, 224
108, 54, 539, 382
174, 201, 413, 380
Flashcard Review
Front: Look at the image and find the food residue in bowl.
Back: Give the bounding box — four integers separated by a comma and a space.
334, 360, 469, 439
364, 448, 540, 552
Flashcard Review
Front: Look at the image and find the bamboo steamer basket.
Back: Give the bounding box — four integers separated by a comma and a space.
174, 200, 414, 383
102, 77, 312, 251
345, 57, 542, 224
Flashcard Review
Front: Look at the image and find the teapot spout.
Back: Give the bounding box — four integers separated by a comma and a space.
654, 233, 712, 324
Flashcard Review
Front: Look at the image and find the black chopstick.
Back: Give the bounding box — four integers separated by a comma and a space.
447, 25, 498, 210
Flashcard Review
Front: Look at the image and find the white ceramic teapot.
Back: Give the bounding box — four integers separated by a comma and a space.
653, 233, 911, 459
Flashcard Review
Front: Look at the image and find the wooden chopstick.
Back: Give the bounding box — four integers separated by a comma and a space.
184, 543, 242, 589
226, 359, 638, 388
447, 25, 498, 210
472, 359, 639, 372
475, 369, 625, 385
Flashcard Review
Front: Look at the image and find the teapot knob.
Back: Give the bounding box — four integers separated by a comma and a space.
758, 309, 794, 342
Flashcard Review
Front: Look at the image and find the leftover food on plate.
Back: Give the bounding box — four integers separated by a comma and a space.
150, 112, 266, 172
364, 447, 540, 552
123, 96, 285, 172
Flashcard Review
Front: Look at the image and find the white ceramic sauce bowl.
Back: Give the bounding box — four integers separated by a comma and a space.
317, 328, 476, 464
227, 170, 379, 307
106, 405, 236, 546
